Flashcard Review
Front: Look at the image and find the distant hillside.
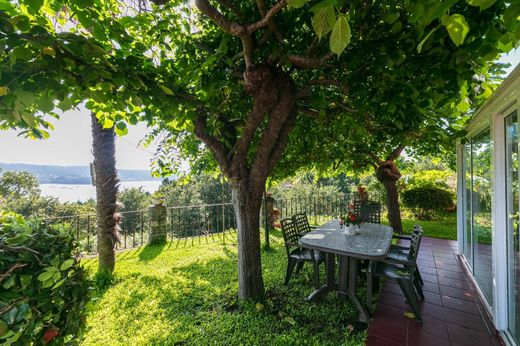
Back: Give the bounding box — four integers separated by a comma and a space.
0, 163, 161, 184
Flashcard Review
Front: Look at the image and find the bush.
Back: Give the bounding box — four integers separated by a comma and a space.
402, 186, 453, 219
0, 212, 91, 345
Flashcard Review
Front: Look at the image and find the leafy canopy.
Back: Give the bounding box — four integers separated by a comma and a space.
0, 0, 518, 177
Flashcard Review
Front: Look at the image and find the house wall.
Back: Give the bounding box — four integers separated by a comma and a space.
457, 64, 520, 345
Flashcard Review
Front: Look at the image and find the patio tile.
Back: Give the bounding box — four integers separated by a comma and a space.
407, 329, 450, 346
367, 237, 504, 346
443, 307, 488, 332
420, 273, 438, 284
437, 276, 468, 290
423, 291, 443, 306
446, 324, 495, 346
366, 333, 403, 346
441, 296, 480, 316
439, 285, 476, 302
369, 304, 408, 342
422, 282, 440, 294
418, 302, 445, 320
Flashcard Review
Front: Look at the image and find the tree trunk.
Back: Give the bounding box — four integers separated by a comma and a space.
91, 113, 120, 272
231, 180, 265, 300
376, 160, 403, 233
194, 65, 297, 300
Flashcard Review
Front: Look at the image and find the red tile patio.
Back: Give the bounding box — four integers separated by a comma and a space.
366, 237, 504, 346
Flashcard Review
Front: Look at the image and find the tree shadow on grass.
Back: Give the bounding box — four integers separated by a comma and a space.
138, 242, 167, 262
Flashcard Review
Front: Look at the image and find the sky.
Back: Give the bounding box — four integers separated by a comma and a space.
0, 49, 519, 170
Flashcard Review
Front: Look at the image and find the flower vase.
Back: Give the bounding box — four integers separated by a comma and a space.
349, 224, 359, 235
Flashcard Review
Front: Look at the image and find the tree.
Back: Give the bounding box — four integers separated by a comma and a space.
0, 170, 40, 198
91, 113, 120, 272
1, 0, 519, 299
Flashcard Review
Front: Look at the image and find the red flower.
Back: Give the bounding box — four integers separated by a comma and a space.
43, 327, 59, 344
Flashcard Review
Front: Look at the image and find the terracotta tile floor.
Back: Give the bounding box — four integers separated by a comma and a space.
366, 237, 504, 346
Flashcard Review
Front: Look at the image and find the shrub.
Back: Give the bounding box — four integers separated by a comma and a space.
402, 186, 453, 219
0, 211, 91, 345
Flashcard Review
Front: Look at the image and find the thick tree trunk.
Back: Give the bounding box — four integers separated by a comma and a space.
194, 65, 296, 300
232, 181, 264, 299
376, 160, 403, 234
91, 113, 120, 272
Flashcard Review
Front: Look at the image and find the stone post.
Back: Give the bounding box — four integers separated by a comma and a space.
148, 204, 167, 245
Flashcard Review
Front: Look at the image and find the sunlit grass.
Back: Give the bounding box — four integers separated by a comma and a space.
82, 230, 366, 345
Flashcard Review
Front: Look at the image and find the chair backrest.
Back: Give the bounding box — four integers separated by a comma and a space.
293, 212, 312, 236
281, 218, 300, 254
407, 225, 423, 262
359, 202, 381, 224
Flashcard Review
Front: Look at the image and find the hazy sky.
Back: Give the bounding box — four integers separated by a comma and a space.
1, 49, 519, 170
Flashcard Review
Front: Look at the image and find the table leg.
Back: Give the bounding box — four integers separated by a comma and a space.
347, 257, 370, 323
337, 255, 349, 302
306, 252, 336, 301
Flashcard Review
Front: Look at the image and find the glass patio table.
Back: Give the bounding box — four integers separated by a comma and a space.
299, 220, 393, 322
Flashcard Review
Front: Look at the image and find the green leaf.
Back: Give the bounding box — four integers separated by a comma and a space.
37, 271, 54, 282
60, 258, 75, 271
0, 320, 7, 337
283, 316, 296, 325
287, 0, 307, 8
115, 122, 128, 136
312, 5, 336, 39
441, 14, 470, 46
457, 99, 470, 112
0, 86, 9, 96
329, 16, 351, 56
158, 85, 174, 96
27, 0, 44, 11
466, 0, 496, 11
384, 12, 400, 24
0, 0, 14, 12
390, 21, 402, 33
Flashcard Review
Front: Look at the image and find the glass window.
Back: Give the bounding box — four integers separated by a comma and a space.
505, 110, 519, 343
471, 129, 493, 305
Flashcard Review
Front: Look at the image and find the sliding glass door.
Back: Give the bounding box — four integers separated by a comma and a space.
505, 109, 520, 344
462, 129, 494, 307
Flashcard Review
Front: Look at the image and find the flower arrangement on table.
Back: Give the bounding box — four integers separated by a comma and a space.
346, 211, 362, 226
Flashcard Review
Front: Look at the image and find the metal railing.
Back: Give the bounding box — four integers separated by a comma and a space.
44, 195, 385, 255
44, 203, 236, 255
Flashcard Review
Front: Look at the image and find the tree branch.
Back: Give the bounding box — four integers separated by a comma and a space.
194, 114, 232, 174
287, 52, 335, 69
194, 0, 246, 36
216, 0, 243, 19
246, 0, 287, 34
386, 144, 406, 161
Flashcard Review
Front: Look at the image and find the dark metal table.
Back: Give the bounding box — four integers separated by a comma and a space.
299, 220, 393, 322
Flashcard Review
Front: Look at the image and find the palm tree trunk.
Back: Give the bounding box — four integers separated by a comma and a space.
91, 113, 120, 272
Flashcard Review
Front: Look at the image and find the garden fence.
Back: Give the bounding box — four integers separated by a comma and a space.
44, 194, 385, 255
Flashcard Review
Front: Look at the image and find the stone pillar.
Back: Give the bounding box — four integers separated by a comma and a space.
148, 205, 167, 245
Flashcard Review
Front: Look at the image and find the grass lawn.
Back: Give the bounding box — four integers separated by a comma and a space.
82, 230, 367, 346
385, 212, 457, 240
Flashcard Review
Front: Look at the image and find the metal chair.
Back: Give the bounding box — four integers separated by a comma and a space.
280, 217, 324, 289
292, 212, 316, 237
367, 226, 424, 321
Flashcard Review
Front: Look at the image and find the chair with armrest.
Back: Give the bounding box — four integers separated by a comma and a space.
280, 218, 324, 289
389, 225, 424, 285
367, 226, 424, 322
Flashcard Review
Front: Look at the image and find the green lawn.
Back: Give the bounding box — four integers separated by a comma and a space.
82, 230, 367, 346
385, 212, 457, 240
82, 214, 457, 345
